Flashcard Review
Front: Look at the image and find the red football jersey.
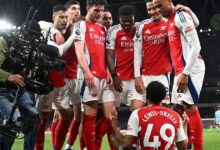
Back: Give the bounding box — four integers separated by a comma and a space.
49, 31, 65, 87
73, 21, 107, 78
64, 44, 78, 79
106, 25, 135, 80
127, 105, 186, 150
134, 18, 172, 76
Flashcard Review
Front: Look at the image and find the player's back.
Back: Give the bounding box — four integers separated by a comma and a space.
137, 105, 182, 150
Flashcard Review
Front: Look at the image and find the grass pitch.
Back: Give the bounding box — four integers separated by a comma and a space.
12, 129, 220, 150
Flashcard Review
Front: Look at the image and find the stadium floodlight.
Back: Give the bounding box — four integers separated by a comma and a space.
12, 25, 17, 30
0, 19, 15, 30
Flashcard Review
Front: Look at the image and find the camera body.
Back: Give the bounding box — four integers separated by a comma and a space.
4, 26, 64, 94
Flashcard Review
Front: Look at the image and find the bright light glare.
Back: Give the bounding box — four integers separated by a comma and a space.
0, 20, 16, 30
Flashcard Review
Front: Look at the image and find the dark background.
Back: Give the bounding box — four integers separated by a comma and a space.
0, 0, 220, 28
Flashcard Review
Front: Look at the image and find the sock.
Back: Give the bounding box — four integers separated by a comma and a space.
107, 132, 116, 150
187, 107, 203, 150
54, 119, 69, 150
80, 136, 86, 150
106, 119, 116, 150
67, 119, 80, 146
51, 121, 58, 147
95, 116, 107, 150
83, 114, 96, 150
35, 118, 48, 150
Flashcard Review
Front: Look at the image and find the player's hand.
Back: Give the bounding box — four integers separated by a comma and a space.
112, 76, 123, 92
107, 73, 113, 86
177, 73, 188, 90
7, 74, 25, 87
135, 76, 144, 94
84, 71, 94, 88
181, 111, 189, 129
54, 32, 65, 45
175, 4, 190, 13
108, 106, 118, 127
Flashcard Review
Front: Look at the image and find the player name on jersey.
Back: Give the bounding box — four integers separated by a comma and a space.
142, 110, 178, 124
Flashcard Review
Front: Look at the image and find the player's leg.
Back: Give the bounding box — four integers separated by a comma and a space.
173, 71, 205, 149
65, 97, 82, 149
35, 93, 54, 150
81, 77, 100, 150
101, 85, 117, 150
51, 110, 59, 147
95, 86, 121, 150
187, 71, 205, 150
53, 86, 71, 150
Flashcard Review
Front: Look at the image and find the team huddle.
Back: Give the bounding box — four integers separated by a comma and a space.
0, 0, 206, 150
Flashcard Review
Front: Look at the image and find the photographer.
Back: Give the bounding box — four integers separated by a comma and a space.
0, 24, 39, 149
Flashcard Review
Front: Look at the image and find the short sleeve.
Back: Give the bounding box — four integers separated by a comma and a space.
176, 118, 187, 142
72, 21, 86, 41
106, 25, 119, 50
133, 22, 144, 44
126, 110, 139, 137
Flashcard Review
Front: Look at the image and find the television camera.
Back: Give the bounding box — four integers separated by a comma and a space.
0, 8, 64, 138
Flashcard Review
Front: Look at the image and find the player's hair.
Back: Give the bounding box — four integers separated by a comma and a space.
86, 0, 107, 7
64, 0, 80, 9
53, 4, 67, 14
118, 5, 134, 16
104, 8, 111, 13
146, 81, 166, 104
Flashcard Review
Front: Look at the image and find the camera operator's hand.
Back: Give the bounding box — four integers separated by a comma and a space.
7, 74, 25, 87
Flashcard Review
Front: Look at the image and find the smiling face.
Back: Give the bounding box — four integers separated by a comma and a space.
146, 2, 162, 22
100, 11, 113, 29
153, 0, 172, 18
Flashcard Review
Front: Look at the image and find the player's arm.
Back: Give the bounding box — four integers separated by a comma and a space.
39, 20, 74, 56
175, 5, 199, 27
106, 49, 123, 92
106, 26, 123, 92
73, 21, 94, 88
175, 12, 201, 89
109, 110, 138, 149
134, 24, 144, 93
176, 116, 188, 150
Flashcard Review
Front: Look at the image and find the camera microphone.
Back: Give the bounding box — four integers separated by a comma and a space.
38, 44, 59, 58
